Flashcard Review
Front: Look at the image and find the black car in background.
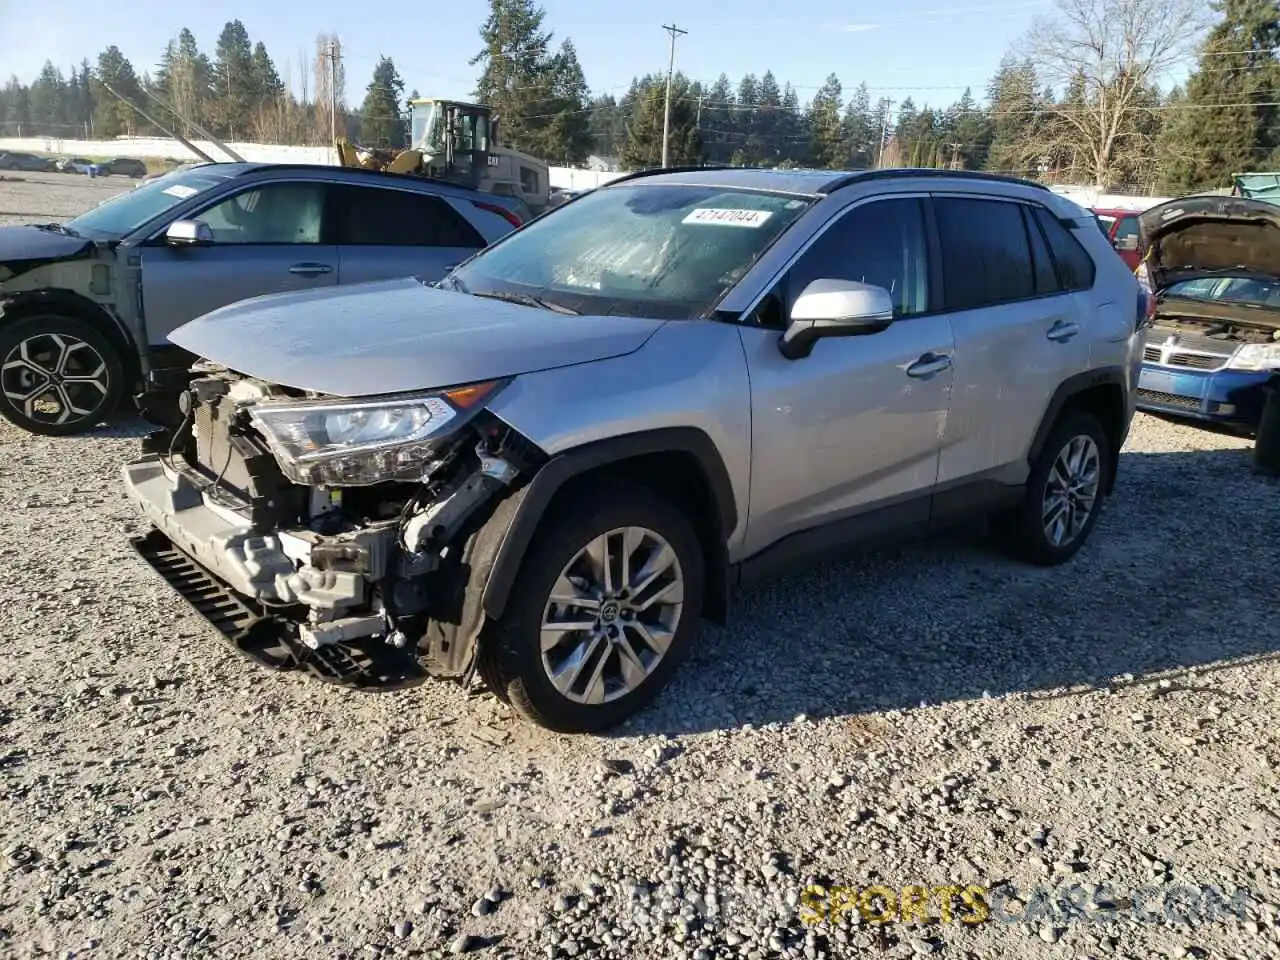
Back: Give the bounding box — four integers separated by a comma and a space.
0, 152, 58, 172
99, 157, 149, 178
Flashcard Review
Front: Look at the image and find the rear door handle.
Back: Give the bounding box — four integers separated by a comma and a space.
905, 352, 952, 378
289, 262, 333, 276
1047, 319, 1081, 342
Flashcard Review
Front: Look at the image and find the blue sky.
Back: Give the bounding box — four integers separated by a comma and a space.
2, 0, 1195, 113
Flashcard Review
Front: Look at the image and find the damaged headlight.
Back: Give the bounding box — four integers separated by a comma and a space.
248, 380, 504, 486
1226, 341, 1280, 372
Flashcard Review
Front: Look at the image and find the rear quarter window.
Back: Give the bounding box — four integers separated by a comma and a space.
1030, 207, 1097, 291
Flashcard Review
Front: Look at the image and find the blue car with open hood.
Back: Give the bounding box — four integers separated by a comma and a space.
1134, 195, 1280, 430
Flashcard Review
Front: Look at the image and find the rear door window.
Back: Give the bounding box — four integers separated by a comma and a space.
338, 185, 485, 248
933, 196, 1036, 310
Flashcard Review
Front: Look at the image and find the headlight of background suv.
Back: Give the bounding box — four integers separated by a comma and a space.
1226, 341, 1280, 372
248, 380, 504, 486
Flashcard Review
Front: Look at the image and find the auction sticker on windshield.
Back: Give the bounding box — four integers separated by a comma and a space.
162, 184, 199, 199
683, 208, 774, 227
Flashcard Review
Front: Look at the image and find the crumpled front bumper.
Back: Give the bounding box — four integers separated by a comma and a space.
120, 453, 372, 612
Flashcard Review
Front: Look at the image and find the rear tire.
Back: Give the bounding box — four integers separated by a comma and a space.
479, 482, 705, 733
0, 314, 125, 436
993, 410, 1111, 566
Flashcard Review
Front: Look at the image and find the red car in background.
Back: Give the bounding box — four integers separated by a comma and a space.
1092, 207, 1143, 269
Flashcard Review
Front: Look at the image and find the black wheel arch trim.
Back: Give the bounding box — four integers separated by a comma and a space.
1028, 365, 1129, 491
0, 288, 140, 381
480, 426, 738, 625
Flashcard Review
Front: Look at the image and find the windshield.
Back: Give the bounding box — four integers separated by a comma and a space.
446, 184, 814, 319
1165, 276, 1280, 308
65, 169, 229, 238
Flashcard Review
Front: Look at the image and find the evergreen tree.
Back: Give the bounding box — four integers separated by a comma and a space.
93, 45, 144, 136
806, 73, 843, 168
155, 29, 213, 131
212, 20, 255, 138
360, 56, 406, 146
621, 74, 700, 168
733, 74, 760, 164
28, 63, 68, 136
250, 42, 284, 101
1157, 0, 1280, 192
539, 39, 592, 163
986, 56, 1044, 176
779, 84, 805, 164
470, 0, 555, 150
947, 87, 992, 169
703, 74, 735, 164
842, 82, 875, 168
754, 71, 783, 165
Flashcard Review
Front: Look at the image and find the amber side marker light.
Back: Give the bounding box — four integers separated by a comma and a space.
444, 381, 500, 409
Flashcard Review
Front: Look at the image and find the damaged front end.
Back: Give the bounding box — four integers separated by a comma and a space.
122, 364, 545, 690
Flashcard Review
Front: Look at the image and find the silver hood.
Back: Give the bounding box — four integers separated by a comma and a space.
168, 277, 667, 397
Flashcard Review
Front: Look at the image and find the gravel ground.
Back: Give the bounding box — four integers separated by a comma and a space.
2, 175, 1280, 960
0, 172, 133, 223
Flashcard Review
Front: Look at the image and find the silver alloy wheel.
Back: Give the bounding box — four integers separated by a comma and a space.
1, 332, 110, 425
540, 525, 685, 705
1042, 434, 1101, 547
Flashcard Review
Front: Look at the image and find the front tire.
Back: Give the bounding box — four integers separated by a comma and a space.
479, 483, 706, 733
994, 410, 1111, 566
0, 314, 125, 436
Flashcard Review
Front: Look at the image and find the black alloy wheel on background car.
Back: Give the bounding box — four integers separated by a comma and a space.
0, 314, 126, 436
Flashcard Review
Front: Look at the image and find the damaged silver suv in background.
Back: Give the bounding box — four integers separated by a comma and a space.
122, 167, 1141, 733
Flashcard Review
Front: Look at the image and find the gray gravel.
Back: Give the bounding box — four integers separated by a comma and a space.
2, 175, 1280, 959
0, 171, 132, 224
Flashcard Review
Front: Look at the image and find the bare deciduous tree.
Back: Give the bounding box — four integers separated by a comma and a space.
1026, 0, 1206, 186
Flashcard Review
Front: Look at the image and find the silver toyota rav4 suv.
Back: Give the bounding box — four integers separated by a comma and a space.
122, 167, 1145, 733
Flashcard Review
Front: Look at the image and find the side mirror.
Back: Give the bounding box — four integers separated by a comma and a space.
165, 219, 214, 247
779, 278, 895, 360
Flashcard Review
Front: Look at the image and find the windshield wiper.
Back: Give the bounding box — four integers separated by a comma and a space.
470, 290, 581, 316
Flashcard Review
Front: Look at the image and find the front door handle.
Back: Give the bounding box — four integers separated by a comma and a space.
905, 352, 952, 378
1047, 319, 1081, 342
289, 262, 333, 276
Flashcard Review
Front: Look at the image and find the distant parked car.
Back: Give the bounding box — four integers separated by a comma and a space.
0, 151, 57, 173
1135, 195, 1280, 431
98, 157, 149, 178
57, 157, 100, 175
0, 162, 524, 435
1092, 207, 1142, 270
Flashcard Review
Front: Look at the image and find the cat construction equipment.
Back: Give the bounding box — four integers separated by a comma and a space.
336, 98, 549, 219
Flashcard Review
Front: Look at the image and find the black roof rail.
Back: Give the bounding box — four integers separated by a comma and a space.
599, 163, 747, 186
243, 161, 475, 191
818, 167, 1050, 194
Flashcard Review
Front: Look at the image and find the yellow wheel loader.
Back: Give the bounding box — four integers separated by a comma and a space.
336, 99, 551, 219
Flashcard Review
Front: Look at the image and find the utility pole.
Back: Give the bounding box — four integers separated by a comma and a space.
660, 23, 687, 168
326, 38, 341, 147
696, 93, 703, 130
876, 98, 894, 169
948, 141, 962, 170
